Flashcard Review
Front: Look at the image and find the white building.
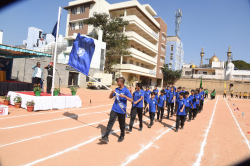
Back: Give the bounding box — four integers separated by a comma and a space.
226, 62, 250, 82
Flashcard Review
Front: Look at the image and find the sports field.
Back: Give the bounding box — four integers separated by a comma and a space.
0, 88, 250, 166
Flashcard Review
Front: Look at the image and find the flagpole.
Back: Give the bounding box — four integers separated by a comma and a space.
51, 7, 62, 110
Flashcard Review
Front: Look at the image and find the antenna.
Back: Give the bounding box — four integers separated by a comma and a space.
175, 8, 182, 37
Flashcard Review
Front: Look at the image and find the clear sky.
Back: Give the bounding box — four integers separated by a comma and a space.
0, 0, 250, 65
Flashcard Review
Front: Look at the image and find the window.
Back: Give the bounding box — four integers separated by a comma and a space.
142, 50, 145, 53
170, 53, 173, 60
137, 48, 141, 51
120, 14, 124, 17
171, 45, 174, 51
169, 62, 172, 68
185, 71, 192, 75
70, 23, 75, 30
68, 40, 74, 46
136, 62, 139, 66
79, 22, 83, 29
161, 46, 165, 52
159, 69, 162, 74
141, 63, 144, 67
80, 6, 85, 13
68, 72, 79, 86
129, 60, 133, 64
71, 8, 77, 15
162, 35, 166, 41
160, 57, 165, 63
131, 45, 134, 48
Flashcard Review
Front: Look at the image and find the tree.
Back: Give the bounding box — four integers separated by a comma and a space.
231, 60, 250, 70
162, 64, 182, 85
83, 13, 131, 73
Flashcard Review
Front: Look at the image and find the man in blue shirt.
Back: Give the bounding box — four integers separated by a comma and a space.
127, 83, 144, 133
156, 90, 166, 122
153, 85, 159, 102
172, 83, 177, 92
189, 90, 197, 120
194, 89, 201, 117
165, 86, 170, 107
145, 92, 158, 128
100, 77, 133, 143
175, 92, 186, 132
167, 86, 176, 118
143, 86, 151, 115
184, 91, 191, 122
199, 87, 205, 113
174, 87, 181, 113
181, 87, 186, 93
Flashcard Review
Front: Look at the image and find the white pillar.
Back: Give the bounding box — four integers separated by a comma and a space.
123, 9, 127, 33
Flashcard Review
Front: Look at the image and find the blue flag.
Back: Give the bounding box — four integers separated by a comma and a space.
67, 33, 95, 76
52, 22, 57, 40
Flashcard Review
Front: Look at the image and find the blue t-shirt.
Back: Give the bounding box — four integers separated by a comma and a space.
175, 92, 180, 101
147, 98, 158, 113
185, 97, 191, 108
133, 90, 144, 108
195, 94, 200, 105
173, 87, 176, 92
158, 95, 166, 107
112, 87, 132, 114
177, 98, 186, 115
153, 89, 159, 100
199, 92, 203, 101
144, 90, 151, 102
168, 91, 176, 103
165, 89, 170, 98
181, 90, 186, 93
189, 95, 196, 109
202, 91, 205, 100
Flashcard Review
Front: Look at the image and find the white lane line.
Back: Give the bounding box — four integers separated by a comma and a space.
0, 110, 110, 130
121, 124, 175, 166
0, 119, 109, 148
225, 98, 250, 151
193, 96, 219, 166
23, 119, 150, 166
0, 104, 112, 120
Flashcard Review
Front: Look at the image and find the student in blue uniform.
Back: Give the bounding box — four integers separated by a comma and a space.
156, 90, 166, 122
165, 86, 170, 108
100, 77, 133, 143
167, 86, 176, 118
172, 83, 177, 92
145, 92, 158, 128
153, 85, 159, 102
190, 90, 197, 120
143, 86, 151, 115
175, 92, 186, 132
181, 87, 186, 93
127, 83, 144, 133
194, 89, 201, 117
199, 87, 205, 112
188, 90, 195, 122
184, 91, 191, 121
175, 87, 181, 113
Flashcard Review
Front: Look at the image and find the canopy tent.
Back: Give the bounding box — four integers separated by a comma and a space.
0, 44, 52, 58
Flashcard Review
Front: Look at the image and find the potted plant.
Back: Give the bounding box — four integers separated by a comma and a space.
54, 88, 60, 96
3, 95, 10, 106
33, 84, 42, 96
13, 95, 22, 108
70, 87, 77, 96
26, 100, 35, 112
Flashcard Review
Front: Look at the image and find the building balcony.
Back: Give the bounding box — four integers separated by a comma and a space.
124, 15, 158, 44
127, 48, 157, 65
125, 31, 158, 54
115, 64, 156, 77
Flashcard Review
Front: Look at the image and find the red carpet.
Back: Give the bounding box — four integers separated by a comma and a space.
16, 92, 71, 96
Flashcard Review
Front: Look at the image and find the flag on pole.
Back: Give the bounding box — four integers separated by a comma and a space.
200, 76, 202, 88
52, 21, 58, 40
68, 33, 95, 76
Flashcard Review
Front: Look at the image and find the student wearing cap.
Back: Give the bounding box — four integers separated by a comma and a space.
175, 92, 186, 132
143, 86, 151, 115
127, 83, 144, 133
156, 90, 166, 122
44, 62, 53, 94
99, 77, 133, 143
167, 86, 176, 118
145, 92, 158, 128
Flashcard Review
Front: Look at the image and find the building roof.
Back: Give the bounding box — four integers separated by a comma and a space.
209, 54, 219, 64
63, 0, 96, 10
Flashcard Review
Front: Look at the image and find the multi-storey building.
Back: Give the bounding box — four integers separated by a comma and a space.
62, 0, 167, 87
165, 36, 184, 71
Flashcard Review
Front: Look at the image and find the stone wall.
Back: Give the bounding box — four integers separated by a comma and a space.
172, 78, 250, 94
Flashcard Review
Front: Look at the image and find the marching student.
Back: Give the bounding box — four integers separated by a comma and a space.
184, 91, 191, 121
190, 90, 197, 120
175, 92, 186, 132
172, 83, 177, 92
199, 88, 204, 112
127, 83, 144, 133
175, 87, 181, 113
145, 92, 158, 128
165, 86, 170, 108
244, 92, 247, 99
153, 85, 159, 102
167, 86, 176, 118
156, 90, 166, 122
195, 89, 201, 115
236, 92, 238, 98
223, 89, 226, 98
143, 86, 151, 115
99, 77, 133, 143
240, 92, 242, 99
231, 90, 234, 98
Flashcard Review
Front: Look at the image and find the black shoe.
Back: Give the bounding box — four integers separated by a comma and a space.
99, 137, 109, 143
180, 126, 184, 130
118, 136, 124, 142
160, 119, 162, 122
175, 129, 178, 132
139, 127, 143, 131
148, 125, 151, 128
126, 129, 132, 134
